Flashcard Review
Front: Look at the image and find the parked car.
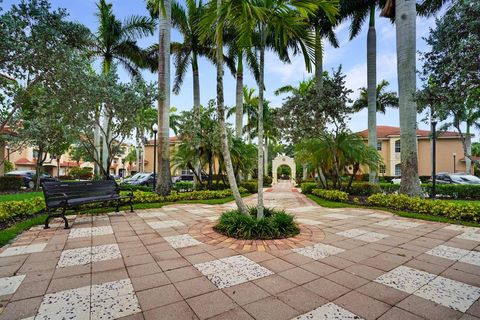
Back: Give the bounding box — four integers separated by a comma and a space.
392, 176, 422, 185
5, 170, 57, 189
434, 173, 480, 185
122, 172, 156, 187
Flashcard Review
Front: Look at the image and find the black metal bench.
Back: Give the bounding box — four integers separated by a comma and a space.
42, 180, 134, 229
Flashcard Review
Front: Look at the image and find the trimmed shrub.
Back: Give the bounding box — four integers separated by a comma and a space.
301, 182, 318, 194
379, 183, 401, 194
239, 181, 257, 194
119, 184, 152, 192
0, 176, 23, 191
312, 189, 349, 202
263, 176, 273, 186
131, 188, 248, 204
175, 181, 194, 192
346, 183, 381, 196
367, 193, 480, 221
0, 197, 45, 223
423, 184, 480, 200
214, 207, 299, 239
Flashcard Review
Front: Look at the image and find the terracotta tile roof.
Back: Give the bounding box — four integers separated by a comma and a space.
14, 157, 36, 165
60, 161, 81, 167
357, 126, 461, 139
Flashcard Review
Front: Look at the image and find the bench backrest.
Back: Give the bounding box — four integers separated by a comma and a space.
42, 180, 119, 206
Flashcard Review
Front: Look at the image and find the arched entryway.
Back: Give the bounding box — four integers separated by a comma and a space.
272, 155, 296, 185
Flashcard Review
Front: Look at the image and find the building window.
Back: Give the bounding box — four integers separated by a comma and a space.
395, 140, 401, 153
395, 163, 402, 176
32, 149, 39, 159
379, 165, 386, 174
377, 141, 382, 151
181, 168, 193, 175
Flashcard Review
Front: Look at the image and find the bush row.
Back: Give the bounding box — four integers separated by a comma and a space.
311, 189, 349, 202
424, 184, 480, 200
0, 176, 23, 191
0, 188, 249, 224
367, 193, 480, 222
0, 197, 45, 223
301, 182, 400, 196
130, 188, 248, 204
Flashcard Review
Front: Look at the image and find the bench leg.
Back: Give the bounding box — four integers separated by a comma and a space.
129, 198, 134, 212
44, 208, 69, 229
115, 201, 120, 213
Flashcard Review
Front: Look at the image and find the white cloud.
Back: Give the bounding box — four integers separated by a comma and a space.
265, 51, 312, 84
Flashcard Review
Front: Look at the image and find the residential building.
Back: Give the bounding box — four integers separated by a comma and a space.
358, 126, 472, 177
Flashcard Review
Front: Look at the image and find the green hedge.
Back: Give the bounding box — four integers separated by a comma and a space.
301, 182, 318, 194
174, 181, 194, 192
131, 188, 248, 204
347, 183, 381, 196
424, 184, 480, 200
239, 181, 257, 194
367, 193, 480, 222
0, 197, 45, 223
312, 189, 349, 202
0, 176, 23, 191
119, 184, 153, 192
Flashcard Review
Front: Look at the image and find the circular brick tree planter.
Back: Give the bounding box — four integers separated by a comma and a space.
188, 221, 325, 252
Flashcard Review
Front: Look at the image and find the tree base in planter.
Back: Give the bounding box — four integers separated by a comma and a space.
214, 207, 300, 240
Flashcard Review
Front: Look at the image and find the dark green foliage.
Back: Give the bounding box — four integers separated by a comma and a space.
239, 181, 257, 194
0, 176, 23, 191
215, 207, 300, 240
424, 184, 480, 200
118, 184, 152, 192
301, 182, 318, 194
175, 181, 194, 192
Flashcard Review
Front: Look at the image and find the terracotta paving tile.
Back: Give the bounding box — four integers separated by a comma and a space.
208, 306, 254, 320
334, 290, 390, 320
356, 281, 410, 305
175, 276, 218, 299
222, 282, 270, 306
165, 266, 202, 283
11, 279, 49, 301
397, 294, 463, 320
136, 284, 183, 311
143, 301, 198, 320
259, 258, 295, 273
243, 296, 298, 320
92, 268, 129, 284
131, 273, 171, 292
0, 296, 42, 320
302, 278, 350, 301
377, 306, 424, 320
276, 286, 328, 313
186, 290, 237, 320
278, 267, 319, 285
46, 273, 91, 293
253, 274, 297, 295
127, 262, 162, 278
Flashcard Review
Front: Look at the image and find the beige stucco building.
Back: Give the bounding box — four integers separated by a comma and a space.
358, 126, 472, 177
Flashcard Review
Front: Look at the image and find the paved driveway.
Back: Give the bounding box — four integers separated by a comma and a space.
1, 181, 480, 319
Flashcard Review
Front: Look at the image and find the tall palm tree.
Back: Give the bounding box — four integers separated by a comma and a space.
353, 79, 398, 113
91, 0, 156, 76
274, 78, 315, 96
170, 0, 211, 112
147, 0, 172, 195
342, 0, 390, 184
381, 0, 421, 195
90, 0, 155, 177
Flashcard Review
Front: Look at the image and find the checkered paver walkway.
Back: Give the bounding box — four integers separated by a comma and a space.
1, 181, 480, 320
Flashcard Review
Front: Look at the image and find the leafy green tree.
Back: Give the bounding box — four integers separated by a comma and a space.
417, 0, 480, 174
76, 71, 158, 179
275, 68, 353, 145
0, 0, 92, 186
274, 78, 316, 96
353, 80, 398, 113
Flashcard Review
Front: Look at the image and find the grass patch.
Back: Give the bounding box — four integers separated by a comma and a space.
215, 207, 300, 240
0, 192, 43, 202
307, 194, 480, 228
0, 195, 242, 247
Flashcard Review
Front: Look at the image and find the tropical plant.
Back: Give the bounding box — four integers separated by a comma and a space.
274, 78, 315, 96
353, 80, 398, 113
147, 0, 172, 195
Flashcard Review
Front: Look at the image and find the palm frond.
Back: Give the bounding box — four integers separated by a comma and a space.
172, 48, 191, 95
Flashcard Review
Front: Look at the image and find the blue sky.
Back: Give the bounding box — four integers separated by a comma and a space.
3, 0, 456, 135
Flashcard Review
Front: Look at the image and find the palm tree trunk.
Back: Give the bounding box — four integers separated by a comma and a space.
466, 124, 472, 173
314, 25, 323, 92
216, 0, 248, 214
396, 0, 422, 196
367, 5, 378, 184
156, 0, 172, 195
235, 52, 244, 138
264, 137, 268, 176
192, 52, 200, 112
257, 24, 266, 219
